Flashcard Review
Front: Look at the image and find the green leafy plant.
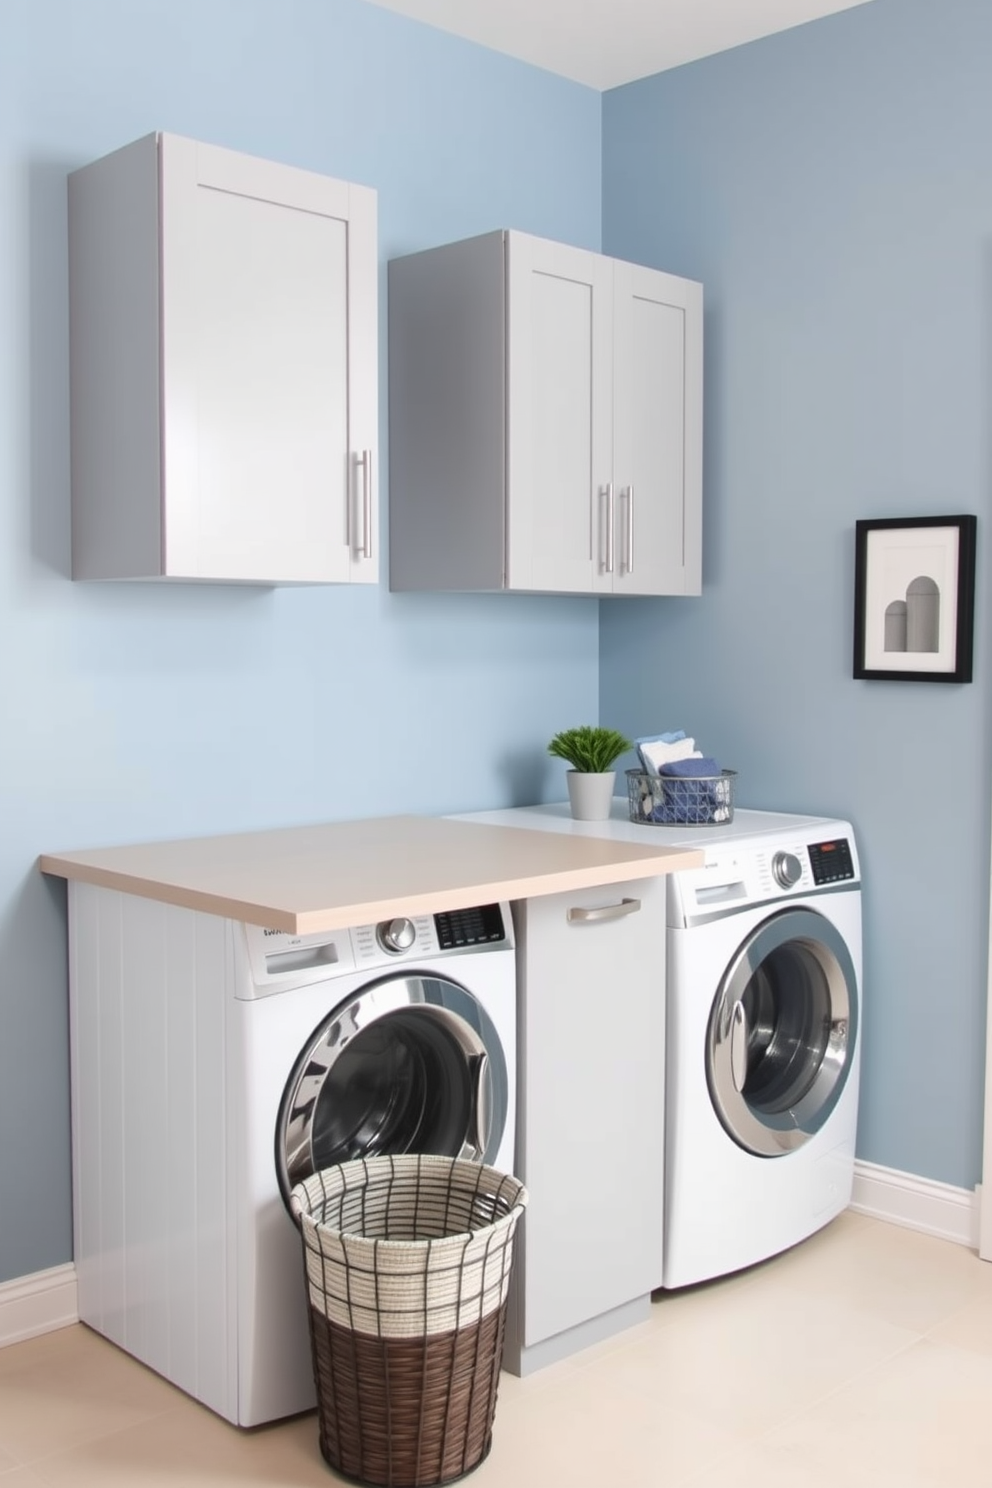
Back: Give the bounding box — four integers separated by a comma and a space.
547, 725, 633, 774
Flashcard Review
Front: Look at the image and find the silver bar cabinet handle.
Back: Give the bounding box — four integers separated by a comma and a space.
604, 482, 615, 573
567, 897, 641, 925
623, 484, 634, 575
359, 449, 373, 559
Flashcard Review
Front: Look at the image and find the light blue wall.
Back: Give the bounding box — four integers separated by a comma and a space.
5, 0, 985, 1290
602, 0, 991, 1189
0, 0, 602, 1283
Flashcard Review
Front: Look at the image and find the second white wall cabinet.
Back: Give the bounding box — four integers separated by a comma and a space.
388, 229, 702, 596
68, 133, 378, 585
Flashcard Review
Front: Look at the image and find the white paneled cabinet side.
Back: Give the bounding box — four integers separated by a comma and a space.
68, 133, 378, 584
387, 229, 702, 597
505, 875, 666, 1374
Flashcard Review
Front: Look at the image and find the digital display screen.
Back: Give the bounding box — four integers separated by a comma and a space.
808, 839, 854, 885
434, 903, 506, 949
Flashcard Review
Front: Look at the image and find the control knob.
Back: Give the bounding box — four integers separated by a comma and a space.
772, 851, 802, 889
377, 917, 417, 954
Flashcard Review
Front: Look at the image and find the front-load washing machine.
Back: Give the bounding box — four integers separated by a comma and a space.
662, 814, 861, 1287
67, 886, 515, 1427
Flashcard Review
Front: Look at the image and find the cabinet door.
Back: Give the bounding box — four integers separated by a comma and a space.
505, 232, 613, 593
160, 136, 377, 584
517, 877, 665, 1346
612, 262, 702, 596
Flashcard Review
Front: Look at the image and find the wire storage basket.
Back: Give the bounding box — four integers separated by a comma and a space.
626, 767, 737, 827
290, 1154, 528, 1488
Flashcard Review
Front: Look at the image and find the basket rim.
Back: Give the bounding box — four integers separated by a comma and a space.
290, 1156, 529, 1249
625, 766, 737, 779
296, 1213, 525, 1253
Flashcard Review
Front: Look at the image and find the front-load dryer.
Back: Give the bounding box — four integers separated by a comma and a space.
452, 803, 862, 1292
67, 887, 515, 1429
662, 817, 861, 1287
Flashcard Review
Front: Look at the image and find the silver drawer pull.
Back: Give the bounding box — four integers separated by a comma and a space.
567, 897, 641, 924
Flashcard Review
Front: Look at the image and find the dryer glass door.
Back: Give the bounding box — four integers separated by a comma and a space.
707, 907, 858, 1157
276, 973, 508, 1204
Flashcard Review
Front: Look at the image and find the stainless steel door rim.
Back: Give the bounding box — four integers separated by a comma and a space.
276, 971, 508, 1203
706, 907, 858, 1157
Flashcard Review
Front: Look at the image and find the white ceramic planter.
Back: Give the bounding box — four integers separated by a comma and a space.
566, 770, 616, 821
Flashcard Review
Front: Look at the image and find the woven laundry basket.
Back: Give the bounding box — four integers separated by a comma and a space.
290, 1154, 528, 1488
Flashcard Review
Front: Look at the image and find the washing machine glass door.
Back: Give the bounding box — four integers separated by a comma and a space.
707, 906, 858, 1157
276, 972, 508, 1204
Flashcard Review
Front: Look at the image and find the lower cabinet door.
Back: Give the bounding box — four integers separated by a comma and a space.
516, 875, 666, 1346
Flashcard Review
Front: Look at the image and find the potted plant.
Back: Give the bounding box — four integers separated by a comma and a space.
547, 725, 633, 821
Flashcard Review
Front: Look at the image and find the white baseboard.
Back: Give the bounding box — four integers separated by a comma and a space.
0, 1264, 78, 1349
851, 1159, 980, 1249
0, 1166, 982, 1352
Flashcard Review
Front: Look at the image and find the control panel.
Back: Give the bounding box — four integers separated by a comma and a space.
666, 825, 859, 929
243, 901, 512, 992
434, 903, 506, 950
809, 838, 855, 886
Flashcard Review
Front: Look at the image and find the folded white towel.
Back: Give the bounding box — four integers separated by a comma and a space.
638, 736, 703, 774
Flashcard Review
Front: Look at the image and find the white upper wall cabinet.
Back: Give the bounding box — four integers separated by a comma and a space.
68, 133, 378, 584
388, 229, 702, 597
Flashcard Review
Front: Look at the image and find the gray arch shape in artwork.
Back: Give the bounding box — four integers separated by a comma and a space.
883, 576, 940, 653
906, 574, 939, 652
884, 599, 907, 652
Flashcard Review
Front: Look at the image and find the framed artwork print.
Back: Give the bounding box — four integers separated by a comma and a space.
853, 515, 976, 682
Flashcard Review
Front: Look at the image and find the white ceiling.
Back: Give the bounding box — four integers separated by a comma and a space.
367, 0, 876, 91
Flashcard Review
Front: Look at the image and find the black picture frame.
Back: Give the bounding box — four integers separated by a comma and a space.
853, 515, 976, 683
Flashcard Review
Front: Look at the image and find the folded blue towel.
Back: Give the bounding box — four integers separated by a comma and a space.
653, 756, 726, 824
659, 756, 720, 779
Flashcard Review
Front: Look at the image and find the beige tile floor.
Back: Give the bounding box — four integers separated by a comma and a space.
1, 1211, 991, 1487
